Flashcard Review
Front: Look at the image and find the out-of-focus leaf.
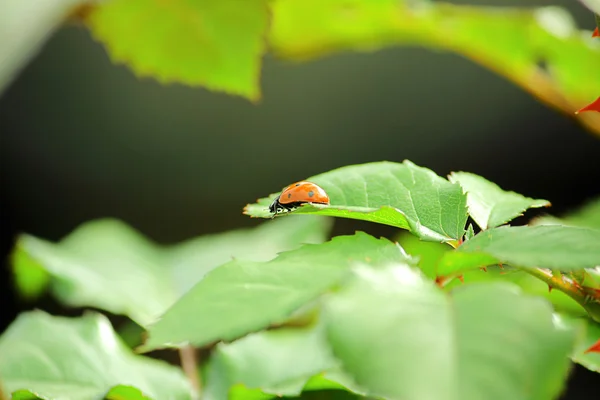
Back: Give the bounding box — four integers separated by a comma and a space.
437, 251, 500, 276
245, 160, 468, 243
269, 1, 600, 135
442, 267, 587, 316
0, 0, 84, 95
580, 0, 600, 15
554, 314, 600, 372
142, 233, 411, 351
204, 323, 335, 399
0, 311, 192, 400
324, 265, 576, 400
87, 0, 270, 101
396, 232, 451, 278
449, 171, 549, 230
533, 196, 600, 229
12, 216, 331, 326
455, 225, 600, 271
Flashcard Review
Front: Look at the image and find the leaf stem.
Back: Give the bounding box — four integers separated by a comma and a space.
179, 345, 201, 399
523, 267, 600, 323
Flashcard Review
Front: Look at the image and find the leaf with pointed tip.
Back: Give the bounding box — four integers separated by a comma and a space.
0, 311, 192, 400
449, 171, 549, 230
245, 161, 468, 243
12, 216, 330, 326
87, 0, 270, 101
142, 233, 412, 351
323, 265, 576, 400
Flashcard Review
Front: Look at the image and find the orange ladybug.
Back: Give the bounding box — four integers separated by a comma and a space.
269, 181, 330, 217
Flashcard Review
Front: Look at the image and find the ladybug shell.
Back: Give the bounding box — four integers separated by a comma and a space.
278, 181, 330, 205
269, 181, 330, 216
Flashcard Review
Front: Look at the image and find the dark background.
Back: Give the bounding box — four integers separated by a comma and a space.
1, 1, 599, 396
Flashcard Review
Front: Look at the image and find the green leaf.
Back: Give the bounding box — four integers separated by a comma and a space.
245, 161, 468, 243
0, 0, 84, 95
269, 1, 600, 135
12, 216, 330, 326
204, 323, 336, 399
104, 385, 152, 400
456, 225, 600, 271
449, 172, 549, 230
437, 251, 500, 276
554, 314, 600, 373
142, 232, 411, 351
323, 265, 576, 400
396, 232, 451, 279
87, 0, 270, 101
533, 196, 600, 230
0, 311, 192, 400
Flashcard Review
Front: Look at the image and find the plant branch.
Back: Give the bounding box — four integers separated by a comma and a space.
179, 345, 201, 399
524, 267, 600, 323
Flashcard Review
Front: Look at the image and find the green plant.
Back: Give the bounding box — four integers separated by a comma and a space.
2, 160, 600, 400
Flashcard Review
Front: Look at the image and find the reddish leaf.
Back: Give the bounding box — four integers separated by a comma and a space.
576, 97, 600, 114
584, 337, 600, 354
593, 27, 599, 38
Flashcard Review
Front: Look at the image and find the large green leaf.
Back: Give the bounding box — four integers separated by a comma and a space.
323, 265, 575, 400
12, 216, 330, 326
245, 161, 468, 243
0, 0, 85, 95
454, 225, 600, 271
269, 1, 600, 135
449, 172, 549, 230
87, 0, 270, 101
533, 196, 600, 230
142, 232, 412, 351
0, 311, 192, 400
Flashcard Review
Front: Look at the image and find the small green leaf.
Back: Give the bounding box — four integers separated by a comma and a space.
87, 0, 270, 100
204, 323, 337, 400
245, 161, 468, 243
142, 233, 411, 351
457, 225, 600, 271
553, 314, 600, 373
449, 171, 550, 230
464, 223, 475, 240
323, 265, 575, 400
12, 217, 330, 327
0, 311, 192, 400
533, 196, 600, 230
104, 385, 152, 400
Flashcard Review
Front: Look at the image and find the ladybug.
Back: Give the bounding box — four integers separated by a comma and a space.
269, 181, 330, 217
